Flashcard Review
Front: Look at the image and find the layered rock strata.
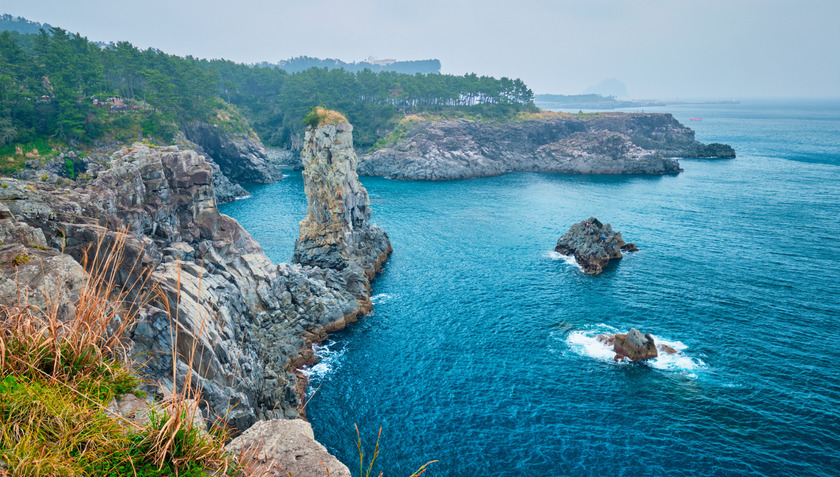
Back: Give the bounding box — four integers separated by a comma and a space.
359, 113, 735, 180
0, 143, 362, 434
293, 117, 392, 287
555, 217, 638, 274
291, 114, 392, 378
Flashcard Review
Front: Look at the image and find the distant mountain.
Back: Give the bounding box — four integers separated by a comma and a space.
260, 56, 441, 75
583, 78, 628, 98
0, 13, 51, 34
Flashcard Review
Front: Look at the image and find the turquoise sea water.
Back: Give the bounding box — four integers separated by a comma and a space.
221, 100, 840, 476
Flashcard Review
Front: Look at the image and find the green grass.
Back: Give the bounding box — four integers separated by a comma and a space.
0, 137, 57, 175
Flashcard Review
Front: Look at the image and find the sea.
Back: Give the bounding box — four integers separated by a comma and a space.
220, 99, 840, 476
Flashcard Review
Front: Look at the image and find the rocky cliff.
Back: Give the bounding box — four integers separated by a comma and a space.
358, 113, 735, 180
0, 142, 371, 434
291, 112, 392, 363
183, 121, 285, 202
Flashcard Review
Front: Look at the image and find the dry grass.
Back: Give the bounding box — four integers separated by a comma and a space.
515, 110, 572, 120
0, 231, 242, 476
304, 107, 348, 127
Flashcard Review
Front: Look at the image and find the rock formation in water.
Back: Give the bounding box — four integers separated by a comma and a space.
358, 113, 735, 180
293, 109, 392, 291
598, 329, 659, 361
555, 217, 637, 275
0, 142, 365, 434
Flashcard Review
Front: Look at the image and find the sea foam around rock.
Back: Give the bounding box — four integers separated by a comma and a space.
565, 324, 707, 377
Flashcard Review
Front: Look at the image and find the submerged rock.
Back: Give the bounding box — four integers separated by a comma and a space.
555, 217, 637, 274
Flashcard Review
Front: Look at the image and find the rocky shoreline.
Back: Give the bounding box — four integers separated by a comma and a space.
0, 115, 387, 432
359, 113, 735, 180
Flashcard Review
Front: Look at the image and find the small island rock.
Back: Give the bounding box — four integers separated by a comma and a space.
613, 328, 659, 361
555, 217, 637, 274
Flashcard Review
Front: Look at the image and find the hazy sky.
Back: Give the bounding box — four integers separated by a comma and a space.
4, 0, 839, 98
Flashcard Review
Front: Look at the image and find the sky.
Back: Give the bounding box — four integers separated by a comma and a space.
3, 0, 839, 99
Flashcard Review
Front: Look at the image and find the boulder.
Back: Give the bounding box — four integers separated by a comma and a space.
613, 328, 658, 361
225, 419, 351, 477
555, 217, 637, 274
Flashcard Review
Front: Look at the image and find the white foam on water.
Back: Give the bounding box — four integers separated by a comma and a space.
544, 251, 583, 272
300, 341, 346, 381
233, 195, 251, 201
371, 293, 393, 304
564, 326, 706, 376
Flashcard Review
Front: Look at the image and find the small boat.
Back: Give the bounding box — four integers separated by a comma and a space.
689, 117, 703, 121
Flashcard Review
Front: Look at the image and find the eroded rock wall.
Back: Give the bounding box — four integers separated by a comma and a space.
0, 143, 359, 433
359, 113, 734, 180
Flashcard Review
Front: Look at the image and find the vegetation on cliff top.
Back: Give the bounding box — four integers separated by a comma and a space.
0, 19, 535, 158
303, 107, 349, 128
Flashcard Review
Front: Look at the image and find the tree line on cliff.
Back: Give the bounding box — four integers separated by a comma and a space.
0, 25, 534, 153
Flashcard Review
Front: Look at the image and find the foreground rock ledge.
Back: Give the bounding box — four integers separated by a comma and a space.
226, 419, 351, 477
555, 217, 638, 274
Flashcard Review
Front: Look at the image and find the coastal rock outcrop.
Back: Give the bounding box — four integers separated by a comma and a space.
0, 143, 361, 433
183, 121, 284, 201
225, 419, 352, 477
555, 217, 637, 274
359, 113, 734, 180
293, 110, 392, 286
534, 131, 680, 174
598, 329, 659, 361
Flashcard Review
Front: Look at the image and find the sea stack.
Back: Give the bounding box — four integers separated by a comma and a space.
555, 217, 637, 274
293, 108, 392, 303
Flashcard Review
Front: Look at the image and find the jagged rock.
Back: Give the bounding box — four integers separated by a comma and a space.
555, 217, 637, 274
613, 328, 659, 361
289, 112, 392, 411
359, 113, 733, 180
225, 419, 351, 477
183, 121, 281, 185
293, 113, 392, 283
0, 143, 364, 434
534, 131, 680, 174
265, 148, 302, 171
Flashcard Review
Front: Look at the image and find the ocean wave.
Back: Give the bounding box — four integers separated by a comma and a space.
371, 293, 393, 304
544, 250, 583, 271
565, 324, 706, 376
300, 340, 346, 382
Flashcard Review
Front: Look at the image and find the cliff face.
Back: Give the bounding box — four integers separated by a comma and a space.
0, 143, 363, 433
293, 121, 391, 282
358, 113, 734, 180
183, 121, 284, 202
